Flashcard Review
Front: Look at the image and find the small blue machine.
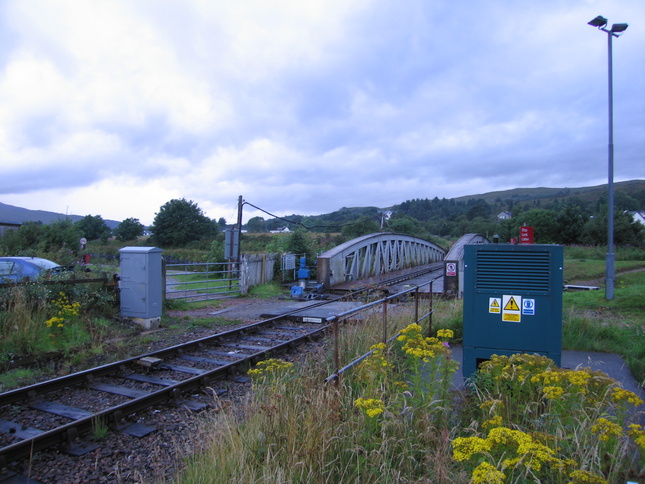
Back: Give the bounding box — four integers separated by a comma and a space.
296, 257, 310, 280
290, 257, 325, 299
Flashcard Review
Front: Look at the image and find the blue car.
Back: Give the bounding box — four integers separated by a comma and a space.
0, 257, 70, 283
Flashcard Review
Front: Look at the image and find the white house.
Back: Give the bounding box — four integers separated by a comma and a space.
497, 211, 512, 221
628, 211, 645, 226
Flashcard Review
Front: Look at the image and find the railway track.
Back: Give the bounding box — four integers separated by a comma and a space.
0, 265, 441, 470
0, 316, 327, 467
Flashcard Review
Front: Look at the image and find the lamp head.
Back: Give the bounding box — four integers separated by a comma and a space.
588, 15, 608, 28
610, 23, 628, 33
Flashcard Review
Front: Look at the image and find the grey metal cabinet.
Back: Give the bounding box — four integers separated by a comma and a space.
119, 247, 163, 319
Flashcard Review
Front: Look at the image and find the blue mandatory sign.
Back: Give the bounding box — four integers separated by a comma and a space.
522, 298, 535, 315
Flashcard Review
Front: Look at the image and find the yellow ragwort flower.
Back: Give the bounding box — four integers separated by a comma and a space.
247, 358, 294, 379
482, 415, 503, 429
628, 424, 645, 450
542, 385, 565, 400
568, 469, 608, 484
451, 436, 491, 461
590, 417, 623, 442
471, 461, 505, 484
354, 398, 385, 418
611, 387, 644, 407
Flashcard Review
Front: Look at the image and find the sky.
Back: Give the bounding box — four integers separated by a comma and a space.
1, 1, 644, 226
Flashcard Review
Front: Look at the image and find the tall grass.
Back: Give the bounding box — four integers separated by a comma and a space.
0, 283, 120, 387
179, 306, 464, 482
0, 286, 50, 355
177, 304, 644, 483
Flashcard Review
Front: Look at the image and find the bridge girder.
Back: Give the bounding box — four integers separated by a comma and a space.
316, 233, 446, 288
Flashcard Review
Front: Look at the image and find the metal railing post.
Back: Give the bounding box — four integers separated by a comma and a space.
382, 298, 388, 344
333, 319, 340, 386
427, 281, 434, 337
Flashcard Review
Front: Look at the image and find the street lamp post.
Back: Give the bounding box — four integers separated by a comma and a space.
587, 15, 628, 301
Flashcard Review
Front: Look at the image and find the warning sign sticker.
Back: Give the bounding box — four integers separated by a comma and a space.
502, 295, 522, 322
489, 297, 501, 313
446, 262, 457, 277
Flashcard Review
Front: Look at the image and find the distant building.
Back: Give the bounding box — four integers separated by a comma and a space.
0, 221, 21, 236
270, 227, 291, 233
628, 211, 645, 226
497, 211, 512, 221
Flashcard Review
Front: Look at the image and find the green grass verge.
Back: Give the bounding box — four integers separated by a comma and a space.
563, 270, 645, 385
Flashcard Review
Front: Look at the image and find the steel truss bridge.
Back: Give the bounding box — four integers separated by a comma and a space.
316, 233, 447, 288
316, 232, 490, 291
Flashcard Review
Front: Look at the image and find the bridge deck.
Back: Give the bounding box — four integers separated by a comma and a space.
330, 262, 444, 294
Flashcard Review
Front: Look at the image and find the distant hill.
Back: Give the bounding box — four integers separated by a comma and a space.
2, 179, 643, 233
0, 202, 121, 229
451, 180, 645, 205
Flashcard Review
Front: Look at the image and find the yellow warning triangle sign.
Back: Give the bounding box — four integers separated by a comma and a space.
490, 299, 500, 308
504, 297, 520, 311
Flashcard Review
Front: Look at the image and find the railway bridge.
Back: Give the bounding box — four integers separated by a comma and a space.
315, 232, 490, 293
316, 233, 446, 288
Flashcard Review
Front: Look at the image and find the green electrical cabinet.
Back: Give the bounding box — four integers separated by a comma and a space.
462, 244, 564, 379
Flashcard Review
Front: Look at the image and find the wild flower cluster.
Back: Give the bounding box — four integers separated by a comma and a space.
349, 322, 459, 431
396, 323, 452, 362
455, 353, 644, 482
45, 292, 81, 331
353, 397, 385, 418
247, 358, 294, 381
629, 424, 645, 451
355, 342, 390, 378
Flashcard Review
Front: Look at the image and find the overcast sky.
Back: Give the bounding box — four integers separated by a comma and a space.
1, 1, 643, 225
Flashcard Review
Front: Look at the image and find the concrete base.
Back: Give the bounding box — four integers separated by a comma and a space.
131, 317, 161, 330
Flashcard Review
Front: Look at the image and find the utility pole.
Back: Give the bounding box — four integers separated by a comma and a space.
236, 195, 244, 265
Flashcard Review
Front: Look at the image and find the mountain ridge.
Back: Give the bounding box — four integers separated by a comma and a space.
1, 179, 643, 229
0, 202, 121, 229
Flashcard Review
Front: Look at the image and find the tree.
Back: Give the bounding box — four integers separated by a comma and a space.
76, 215, 111, 242
388, 215, 423, 236
114, 218, 145, 241
150, 198, 217, 247
217, 217, 227, 231
341, 218, 380, 238
286, 231, 310, 257
581, 209, 643, 246
0, 221, 43, 254
466, 199, 491, 220
246, 216, 267, 233
555, 202, 588, 245
39, 219, 83, 263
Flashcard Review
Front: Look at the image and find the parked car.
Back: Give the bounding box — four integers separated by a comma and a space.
0, 257, 73, 283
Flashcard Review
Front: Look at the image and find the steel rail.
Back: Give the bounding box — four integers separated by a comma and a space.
0, 320, 328, 465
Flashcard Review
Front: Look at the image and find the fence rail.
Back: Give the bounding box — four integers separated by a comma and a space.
0, 274, 115, 290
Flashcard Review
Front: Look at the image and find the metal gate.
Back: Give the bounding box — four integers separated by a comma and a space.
164, 261, 240, 302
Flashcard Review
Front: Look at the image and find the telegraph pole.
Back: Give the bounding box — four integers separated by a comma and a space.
236, 195, 244, 265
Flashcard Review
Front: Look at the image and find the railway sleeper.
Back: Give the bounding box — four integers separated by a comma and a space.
63, 427, 98, 456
